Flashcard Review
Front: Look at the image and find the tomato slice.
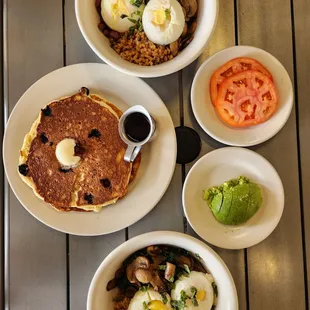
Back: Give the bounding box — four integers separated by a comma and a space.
210, 57, 273, 105
215, 70, 278, 127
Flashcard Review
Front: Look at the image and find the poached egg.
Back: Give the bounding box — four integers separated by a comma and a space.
142, 0, 185, 45
171, 271, 215, 310
128, 289, 172, 310
101, 0, 145, 32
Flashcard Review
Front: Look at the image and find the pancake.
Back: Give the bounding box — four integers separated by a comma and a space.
18, 87, 140, 212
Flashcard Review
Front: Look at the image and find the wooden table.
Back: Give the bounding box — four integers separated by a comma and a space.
1, 0, 310, 309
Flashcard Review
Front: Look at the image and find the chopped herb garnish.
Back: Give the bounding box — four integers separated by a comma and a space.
169, 276, 174, 282
165, 8, 171, 20
140, 284, 150, 292
120, 14, 128, 19
192, 297, 198, 306
183, 264, 191, 274
128, 17, 138, 24
161, 292, 168, 304
158, 264, 166, 270
190, 286, 198, 306
129, 0, 143, 7
180, 290, 188, 301
142, 301, 149, 310
212, 282, 218, 297
194, 253, 202, 260
190, 286, 197, 295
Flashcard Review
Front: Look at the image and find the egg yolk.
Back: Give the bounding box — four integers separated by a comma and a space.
152, 9, 167, 25
148, 300, 167, 310
111, 0, 129, 19
196, 289, 206, 301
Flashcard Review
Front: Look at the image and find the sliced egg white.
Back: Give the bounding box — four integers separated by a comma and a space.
101, 0, 145, 32
128, 289, 172, 310
142, 0, 185, 45
171, 271, 215, 310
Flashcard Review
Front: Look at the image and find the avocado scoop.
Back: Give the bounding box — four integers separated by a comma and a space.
203, 176, 262, 225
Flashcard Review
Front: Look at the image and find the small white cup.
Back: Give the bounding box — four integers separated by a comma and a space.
119, 105, 156, 162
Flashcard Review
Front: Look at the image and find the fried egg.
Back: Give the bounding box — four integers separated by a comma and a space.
101, 0, 145, 32
142, 0, 185, 45
171, 271, 215, 310
128, 289, 172, 310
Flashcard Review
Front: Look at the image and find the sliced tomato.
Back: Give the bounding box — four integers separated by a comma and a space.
215, 70, 278, 127
210, 57, 273, 105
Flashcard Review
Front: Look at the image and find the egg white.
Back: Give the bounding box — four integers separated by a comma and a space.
142, 0, 185, 45
128, 289, 172, 310
101, 0, 145, 32
171, 271, 215, 310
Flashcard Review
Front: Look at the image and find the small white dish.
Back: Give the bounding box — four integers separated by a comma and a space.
75, 0, 218, 77
87, 231, 238, 310
183, 147, 284, 249
191, 45, 294, 146
3, 63, 176, 236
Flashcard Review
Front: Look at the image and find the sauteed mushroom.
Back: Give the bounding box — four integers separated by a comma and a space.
165, 262, 176, 281
180, 0, 198, 19
170, 40, 179, 56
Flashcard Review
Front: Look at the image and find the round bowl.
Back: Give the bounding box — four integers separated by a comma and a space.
87, 231, 238, 310
75, 0, 218, 78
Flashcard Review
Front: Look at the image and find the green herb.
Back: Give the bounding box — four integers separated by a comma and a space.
120, 14, 128, 19
183, 264, 191, 274
129, 26, 136, 35
128, 17, 138, 24
161, 292, 168, 304
158, 264, 166, 270
212, 282, 218, 297
140, 284, 150, 292
130, 0, 143, 7
190, 286, 198, 307
131, 10, 142, 17
143, 301, 149, 310
180, 290, 188, 302
171, 300, 186, 309
165, 8, 171, 20
194, 253, 202, 260
169, 276, 174, 282
190, 286, 197, 295
192, 298, 198, 306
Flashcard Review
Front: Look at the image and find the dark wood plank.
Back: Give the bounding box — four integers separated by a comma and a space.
5, 0, 67, 309
293, 0, 310, 308
64, 1, 127, 309
182, 2, 247, 310
237, 0, 305, 309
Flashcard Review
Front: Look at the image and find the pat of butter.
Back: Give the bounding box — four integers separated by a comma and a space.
111, 0, 129, 19
152, 9, 167, 25
56, 138, 80, 167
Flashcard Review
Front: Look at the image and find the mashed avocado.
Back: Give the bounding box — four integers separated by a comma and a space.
204, 176, 262, 225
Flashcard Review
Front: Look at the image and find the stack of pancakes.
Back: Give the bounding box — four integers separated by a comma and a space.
18, 87, 140, 212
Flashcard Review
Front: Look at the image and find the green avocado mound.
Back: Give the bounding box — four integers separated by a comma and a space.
204, 176, 262, 225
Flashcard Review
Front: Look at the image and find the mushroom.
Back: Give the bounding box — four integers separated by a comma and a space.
181, 23, 188, 37
151, 255, 166, 269
170, 40, 179, 56
147, 246, 162, 256
187, 20, 197, 35
175, 255, 194, 269
165, 262, 176, 281
107, 278, 118, 291
180, 0, 198, 19
125, 287, 138, 298
150, 271, 166, 292
126, 256, 151, 284
135, 268, 152, 284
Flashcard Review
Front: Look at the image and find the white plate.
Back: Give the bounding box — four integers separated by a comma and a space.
3, 63, 176, 236
87, 231, 238, 310
183, 147, 284, 249
191, 46, 294, 146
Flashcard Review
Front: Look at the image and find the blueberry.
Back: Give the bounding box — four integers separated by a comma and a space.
88, 129, 101, 138
41, 106, 52, 116
40, 133, 48, 144
84, 193, 94, 204
100, 178, 111, 188
80, 87, 90, 96
18, 164, 29, 176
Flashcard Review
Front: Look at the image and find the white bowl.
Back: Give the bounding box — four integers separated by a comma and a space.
75, 0, 218, 77
87, 231, 238, 310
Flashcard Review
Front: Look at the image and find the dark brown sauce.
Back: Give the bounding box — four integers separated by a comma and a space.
124, 112, 151, 143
